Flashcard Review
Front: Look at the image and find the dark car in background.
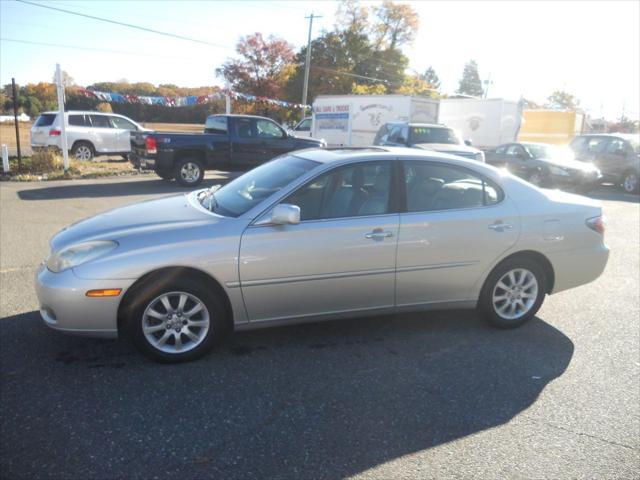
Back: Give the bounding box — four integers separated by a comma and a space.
373, 122, 485, 162
570, 134, 639, 193
485, 142, 601, 191
130, 114, 325, 187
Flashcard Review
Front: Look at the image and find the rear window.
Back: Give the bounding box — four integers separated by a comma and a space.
204, 116, 228, 135
34, 114, 56, 127
410, 127, 462, 145
90, 115, 111, 128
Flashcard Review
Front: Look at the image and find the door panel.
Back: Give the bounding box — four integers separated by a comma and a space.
240, 215, 399, 321
89, 115, 116, 152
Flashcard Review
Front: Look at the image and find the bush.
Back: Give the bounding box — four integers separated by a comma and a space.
30, 147, 63, 173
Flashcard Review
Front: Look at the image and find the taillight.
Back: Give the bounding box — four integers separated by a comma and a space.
49, 129, 61, 136
586, 215, 605, 235
145, 136, 157, 154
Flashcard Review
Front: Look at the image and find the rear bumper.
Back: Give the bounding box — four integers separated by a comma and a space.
35, 265, 136, 338
547, 244, 609, 294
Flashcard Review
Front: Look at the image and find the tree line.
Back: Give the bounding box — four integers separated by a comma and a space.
1, 0, 588, 125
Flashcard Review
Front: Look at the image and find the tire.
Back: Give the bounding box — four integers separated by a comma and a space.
125, 276, 228, 363
621, 170, 639, 194
121, 154, 129, 162
72, 141, 94, 161
478, 257, 547, 329
174, 157, 204, 187
155, 169, 174, 181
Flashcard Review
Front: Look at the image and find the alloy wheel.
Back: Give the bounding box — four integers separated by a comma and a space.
623, 173, 638, 193
142, 291, 210, 354
180, 162, 201, 184
75, 145, 92, 160
492, 268, 539, 320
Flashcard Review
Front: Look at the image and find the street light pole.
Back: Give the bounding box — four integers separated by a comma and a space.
302, 13, 321, 117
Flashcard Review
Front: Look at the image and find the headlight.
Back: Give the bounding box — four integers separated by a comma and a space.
549, 166, 570, 177
47, 240, 118, 273
475, 151, 485, 162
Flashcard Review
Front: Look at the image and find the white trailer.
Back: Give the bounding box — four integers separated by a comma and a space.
437, 98, 523, 149
311, 95, 439, 147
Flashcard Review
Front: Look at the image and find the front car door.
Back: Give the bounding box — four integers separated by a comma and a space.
255, 118, 290, 158
503, 144, 530, 178
88, 114, 117, 153
230, 117, 264, 170
239, 160, 399, 322
109, 115, 139, 152
396, 160, 520, 306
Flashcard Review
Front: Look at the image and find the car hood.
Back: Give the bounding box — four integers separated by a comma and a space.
412, 143, 481, 154
50, 194, 219, 252
290, 136, 324, 146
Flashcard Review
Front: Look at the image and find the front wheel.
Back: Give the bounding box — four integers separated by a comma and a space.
125, 277, 228, 362
621, 170, 639, 194
174, 157, 204, 187
527, 171, 546, 188
479, 258, 546, 328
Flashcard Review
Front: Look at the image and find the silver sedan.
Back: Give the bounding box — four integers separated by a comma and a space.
35, 148, 609, 362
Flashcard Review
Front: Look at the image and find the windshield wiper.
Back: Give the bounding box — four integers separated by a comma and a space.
197, 184, 221, 212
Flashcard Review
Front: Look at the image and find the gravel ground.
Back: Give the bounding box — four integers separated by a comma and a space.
0, 175, 638, 479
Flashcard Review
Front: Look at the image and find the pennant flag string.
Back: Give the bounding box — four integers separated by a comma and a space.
77, 88, 309, 110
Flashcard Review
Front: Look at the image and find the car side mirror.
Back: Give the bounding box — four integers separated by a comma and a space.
270, 204, 300, 225
464, 139, 472, 146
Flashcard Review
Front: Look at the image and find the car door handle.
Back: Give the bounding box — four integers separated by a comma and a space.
488, 221, 513, 232
365, 229, 394, 240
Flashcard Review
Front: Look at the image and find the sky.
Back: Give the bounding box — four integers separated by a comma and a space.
1, 0, 638, 120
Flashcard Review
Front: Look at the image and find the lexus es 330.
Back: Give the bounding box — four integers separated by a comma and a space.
35, 148, 609, 362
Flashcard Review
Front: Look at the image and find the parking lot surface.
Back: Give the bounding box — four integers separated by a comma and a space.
1, 175, 638, 479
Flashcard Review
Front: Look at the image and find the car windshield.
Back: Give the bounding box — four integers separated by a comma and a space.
410, 126, 462, 145
199, 155, 319, 217
525, 144, 575, 162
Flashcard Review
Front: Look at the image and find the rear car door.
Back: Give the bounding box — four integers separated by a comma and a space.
109, 116, 139, 152
88, 114, 117, 153
67, 114, 92, 151
239, 161, 399, 322
396, 160, 520, 305
599, 138, 631, 181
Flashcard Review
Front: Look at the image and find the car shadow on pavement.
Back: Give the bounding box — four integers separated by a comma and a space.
16, 171, 242, 201
0, 309, 574, 479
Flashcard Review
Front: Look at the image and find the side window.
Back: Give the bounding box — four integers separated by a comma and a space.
605, 138, 626, 154
586, 137, 610, 153
110, 116, 136, 130
205, 116, 228, 134
235, 118, 254, 138
296, 119, 311, 131
387, 125, 404, 144
256, 119, 284, 139
89, 115, 111, 128
404, 162, 502, 213
505, 145, 525, 157
68, 115, 87, 127
495, 145, 506, 154
285, 162, 392, 220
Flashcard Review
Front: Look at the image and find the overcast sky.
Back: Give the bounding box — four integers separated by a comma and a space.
1, 0, 638, 120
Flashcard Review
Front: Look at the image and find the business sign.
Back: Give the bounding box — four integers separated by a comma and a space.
314, 104, 350, 132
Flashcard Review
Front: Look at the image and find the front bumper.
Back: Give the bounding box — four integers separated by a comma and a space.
551, 170, 602, 188
35, 265, 136, 338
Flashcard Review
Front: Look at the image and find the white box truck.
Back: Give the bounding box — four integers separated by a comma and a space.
437, 98, 523, 149
312, 95, 439, 147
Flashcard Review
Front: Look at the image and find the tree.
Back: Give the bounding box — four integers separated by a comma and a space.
372, 0, 419, 50
217, 33, 295, 98
421, 66, 440, 90
545, 90, 580, 110
396, 74, 438, 97
456, 60, 483, 97
52, 70, 74, 87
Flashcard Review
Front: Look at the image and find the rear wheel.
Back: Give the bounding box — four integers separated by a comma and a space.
621, 170, 639, 194
72, 141, 94, 161
174, 157, 204, 187
479, 257, 546, 328
125, 277, 228, 362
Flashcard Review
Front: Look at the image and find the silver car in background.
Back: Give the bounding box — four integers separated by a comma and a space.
31, 111, 149, 161
35, 147, 609, 362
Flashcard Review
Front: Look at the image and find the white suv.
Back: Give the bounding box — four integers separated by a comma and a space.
31, 111, 149, 160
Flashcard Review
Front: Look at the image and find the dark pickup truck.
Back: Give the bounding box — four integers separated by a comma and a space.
130, 114, 325, 186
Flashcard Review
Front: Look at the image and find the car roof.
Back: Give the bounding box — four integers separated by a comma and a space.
293, 146, 502, 176
41, 110, 129, 116
207, 113, 276, 122
576, 133, 639, 140
385, 122, 446, 128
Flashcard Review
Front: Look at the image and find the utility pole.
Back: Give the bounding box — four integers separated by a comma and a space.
302, 13, 322, 117
483, 73, 492, 99
11, 78, 22, 170
55, 64, 69, 172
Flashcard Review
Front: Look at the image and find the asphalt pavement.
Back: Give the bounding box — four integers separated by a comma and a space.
1, 174, 638, 479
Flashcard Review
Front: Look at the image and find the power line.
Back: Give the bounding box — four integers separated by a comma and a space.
15, 0, 233, 50
312, 66, 398, 85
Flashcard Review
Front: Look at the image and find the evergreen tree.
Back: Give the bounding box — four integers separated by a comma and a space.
456, 60, 483, 97
421, 66, 440, 90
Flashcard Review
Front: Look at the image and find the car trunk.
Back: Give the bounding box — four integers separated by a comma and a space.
31, 113, 58, 146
